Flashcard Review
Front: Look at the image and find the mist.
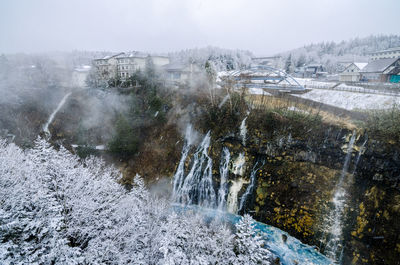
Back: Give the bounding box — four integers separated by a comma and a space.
1, 0, 399, 55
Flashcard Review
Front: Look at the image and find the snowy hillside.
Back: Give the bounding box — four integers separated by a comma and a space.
277, 34, 400, 73
169, 46, 253, 71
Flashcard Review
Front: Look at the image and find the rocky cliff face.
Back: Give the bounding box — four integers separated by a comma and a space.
188, 108, 400, 265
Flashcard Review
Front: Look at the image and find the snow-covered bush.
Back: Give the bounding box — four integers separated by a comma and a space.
0, 139, 271, 264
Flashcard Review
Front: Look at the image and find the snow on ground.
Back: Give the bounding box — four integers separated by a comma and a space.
248, 87, 272, 95
71, 144, 106, 150
294, 78, 334, 88
294, 89, 400, 111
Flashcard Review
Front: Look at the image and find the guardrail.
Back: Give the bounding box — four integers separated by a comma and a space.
304, 81, 400, 97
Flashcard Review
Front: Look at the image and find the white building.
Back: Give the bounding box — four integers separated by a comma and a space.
151, 55, 170, 67
93, 52, 170, 81
163, 62, 202, 85
370, 47, 400, 61
339, 62, 367, 82
93, 53, 124, 81
72, 65, 91, 87
116, 53, 147, 79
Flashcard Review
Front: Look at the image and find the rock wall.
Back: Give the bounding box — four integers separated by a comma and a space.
192, 111, 400, 264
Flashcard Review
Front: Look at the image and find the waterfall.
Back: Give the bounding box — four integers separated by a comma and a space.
217, 147, 230, 211
43, 92, 72, 139
218, 94, 230, 108
238, 160, 263, 213
172, 125, 196, 196
226, 178, 247, 213
324, 131, 357, 262
352, 135, 368, 175
232, 152, 246, 176
240, 117, 247, 146
173, 131, 216, 207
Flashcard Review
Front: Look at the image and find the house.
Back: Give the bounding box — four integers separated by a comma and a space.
370, 47, 400, 61
151, 55, 170, 67
339, 62, 367, 82
251, 56, 281, 68
163, 62, 202, 85
360, 58, 400, 83
72, 65, 91, 87
303, 64, 327, 78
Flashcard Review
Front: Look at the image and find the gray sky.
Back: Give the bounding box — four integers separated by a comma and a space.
0, 0, 399, 55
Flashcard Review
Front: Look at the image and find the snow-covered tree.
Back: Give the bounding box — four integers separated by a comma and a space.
0, 138, 273, 264
234, 214, 272, 265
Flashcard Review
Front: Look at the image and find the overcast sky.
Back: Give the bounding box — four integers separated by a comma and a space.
0, 0, 399, 55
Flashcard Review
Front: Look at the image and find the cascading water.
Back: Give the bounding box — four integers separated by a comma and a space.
171, 126, 335, 264
43, 92, 72, 139
172, 131, 216, 207
352, 135, 368, 175
323, 131, 357, 262
240, 117, 247, 146
238, 160, 264, 213
226, 178, 247, 213
232, 152, 246, 176
172, 126, 194, 198
217, 147, 230, 211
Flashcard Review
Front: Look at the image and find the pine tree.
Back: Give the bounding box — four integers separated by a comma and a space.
234, 214, 272, 264
285, 54, 293, 73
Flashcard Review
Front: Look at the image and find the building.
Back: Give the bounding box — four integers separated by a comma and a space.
93, 53, 124, 81
339, 62, 367, 82
251, 56, 281, 68
370, 47, 400, 61
302, 64, 327, 78
163, 62, 202, 85
93, 52, 170, 82
360, 58, 400, 83
115, 52, 147, 79
72, 65, 91, 87
151, 55, 170, 67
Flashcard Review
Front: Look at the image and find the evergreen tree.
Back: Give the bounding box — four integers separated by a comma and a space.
285, 54, 293, 73
107, 115, 138, 157
234, 214, 272, 264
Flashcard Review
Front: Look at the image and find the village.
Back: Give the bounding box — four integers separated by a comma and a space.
67, 46, 399, 112
83, 46, 400, 88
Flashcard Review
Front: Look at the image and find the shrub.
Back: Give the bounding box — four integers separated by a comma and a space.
108, 115, 139, 157
365, 106, 400, 142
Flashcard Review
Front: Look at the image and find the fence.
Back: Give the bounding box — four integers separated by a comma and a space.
304, 81, 400, 97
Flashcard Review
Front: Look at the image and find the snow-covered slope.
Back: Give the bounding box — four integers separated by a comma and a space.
295, 89, 400, 110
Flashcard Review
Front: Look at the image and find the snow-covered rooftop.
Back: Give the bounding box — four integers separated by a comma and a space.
361, 58, 399, 73
354, 63, 368, 70
371, 46, 400, 54
74, 65, 91, 72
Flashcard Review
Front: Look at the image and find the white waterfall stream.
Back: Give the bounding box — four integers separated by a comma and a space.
240, 117, 247, 146
172, 131, 216, 207
232, 152, 246, 176
217, 147, 230, 211
172, 125, 196, 197
226, 178, 247, 213
43, 92, 72, 139
238, 160, 263, 213
324, 131, 358, 262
